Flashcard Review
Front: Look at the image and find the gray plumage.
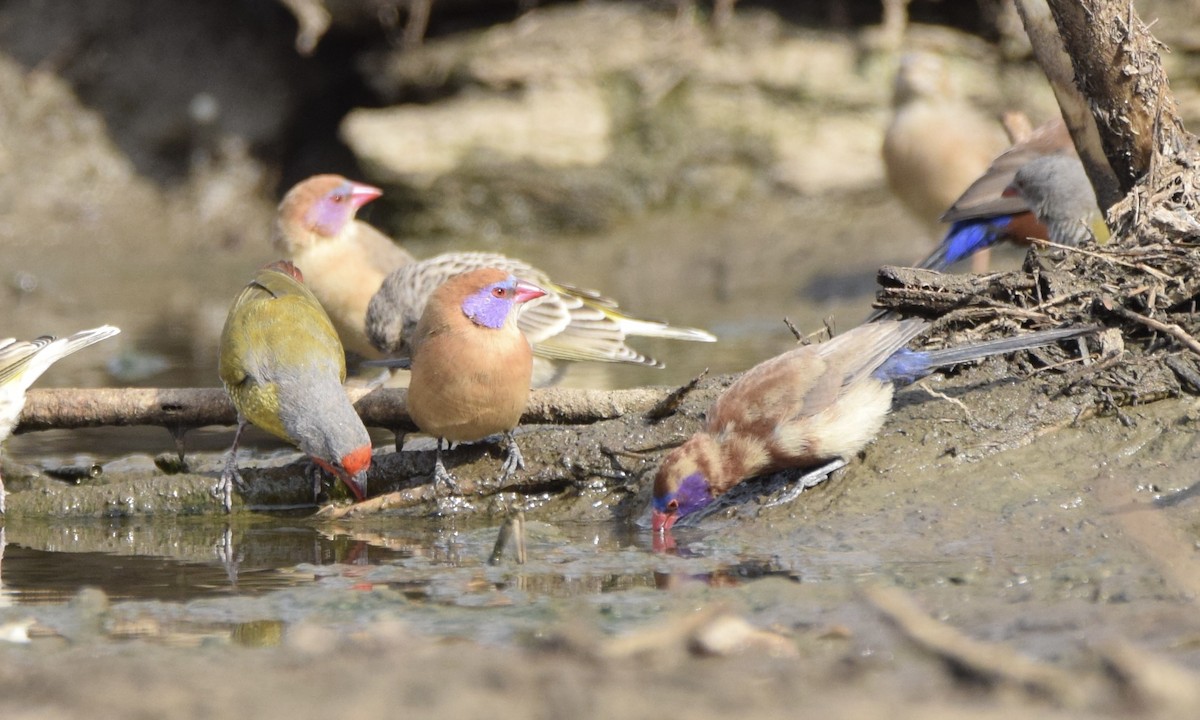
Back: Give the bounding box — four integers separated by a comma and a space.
1009, 154, 1108, 248
365, 251, 716, 367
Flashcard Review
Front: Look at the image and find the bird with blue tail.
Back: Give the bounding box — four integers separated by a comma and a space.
914, 117, 1093, 272
649, 318, 1096, 533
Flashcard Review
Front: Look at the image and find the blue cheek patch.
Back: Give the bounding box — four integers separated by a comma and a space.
462, 281, 516, 329
673, 472, 713, 520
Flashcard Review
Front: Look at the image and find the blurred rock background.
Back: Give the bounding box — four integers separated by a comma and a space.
0, 0, 1197, 389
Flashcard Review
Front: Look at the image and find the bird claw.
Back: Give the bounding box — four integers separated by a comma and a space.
762, 458, 847, 510
215, 453, 245, 513
433, 456, 460, 496
498, 434, 525, 484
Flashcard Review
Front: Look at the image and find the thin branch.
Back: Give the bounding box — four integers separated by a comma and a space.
16, 385, 675, 434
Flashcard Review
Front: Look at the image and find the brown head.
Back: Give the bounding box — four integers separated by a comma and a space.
273, 174, 382, 252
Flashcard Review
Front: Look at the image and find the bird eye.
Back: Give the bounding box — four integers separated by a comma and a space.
492, 287, 507, 298
331, 193, 346, 204
667, 499, 678, 511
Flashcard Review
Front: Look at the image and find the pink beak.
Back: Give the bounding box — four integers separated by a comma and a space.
651, 510, 676, 533
513, 280, 547, 304
349, 182, 383, 210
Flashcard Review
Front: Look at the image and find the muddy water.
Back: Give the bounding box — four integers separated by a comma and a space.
5, 190, 1200, 716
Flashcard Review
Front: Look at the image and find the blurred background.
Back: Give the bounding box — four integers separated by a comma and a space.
1, 0, 1198, 457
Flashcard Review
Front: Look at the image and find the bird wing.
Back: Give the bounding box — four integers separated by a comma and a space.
708, 319, 929, 438
0, 327, 119, 390
940, 118, 1073, 224
370, 252, 714, 367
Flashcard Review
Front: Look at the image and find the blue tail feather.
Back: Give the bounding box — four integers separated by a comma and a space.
917, 218, 1010, 271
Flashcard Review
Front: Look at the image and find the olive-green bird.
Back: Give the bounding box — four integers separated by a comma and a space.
217, 260, 372, 511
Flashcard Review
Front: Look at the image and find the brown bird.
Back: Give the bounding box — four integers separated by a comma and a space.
913, 117, 1080, 271
367, 251, 716, 386
882, 52, 1008, 243
650, 319, 1095, 532
273, 174, 414, 359
404, 268, 547, 492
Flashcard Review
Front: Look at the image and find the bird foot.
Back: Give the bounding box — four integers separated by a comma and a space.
433, 457, 460, 497
215, 453, 245, 513
498, 434, 525, 485
762, 458, 847, 510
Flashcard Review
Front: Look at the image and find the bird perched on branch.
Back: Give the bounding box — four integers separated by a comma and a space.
914, 117, 1103, 271
273, 174, 414, 360
217, 260, 372, 511
399, 268, 546, 493
883, 53, 1008, 249
650, 319, 1095, 532
367, 252, 717, 386
0, 325, 120, 513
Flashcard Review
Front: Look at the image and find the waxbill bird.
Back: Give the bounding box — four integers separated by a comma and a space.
1005, 154, 1108, 249
0, 326, 120, 514
400, 268, 546, 493
651, 319, 1096, 532
366, 251, 716, 386
273, 174, 415, 360
916, 117, 1080, 272
882, 52, 1007, 240
217, 260, 372, 511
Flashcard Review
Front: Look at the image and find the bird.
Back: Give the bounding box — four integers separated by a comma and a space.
403, 267, 546, 493
272, 174, 415, 360
217, 260, 372, 512
915, 117, 1086, 271
650, 319, 1095, 532
882, 51, 1008, 266
366, 251, 717, 386
0, 326, 120, 514
1006, 154, 1109, 249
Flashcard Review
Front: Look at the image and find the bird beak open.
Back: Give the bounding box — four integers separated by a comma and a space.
349, 182, 383, 210
513, 280, 547, 304
651, 510, 676, 533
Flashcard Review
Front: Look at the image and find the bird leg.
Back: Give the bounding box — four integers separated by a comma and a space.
432, 438, 459, 496
761, 458, 848, 510
498, 431, 525, 485
215, 420, 249, 513
309, 462, 325, 505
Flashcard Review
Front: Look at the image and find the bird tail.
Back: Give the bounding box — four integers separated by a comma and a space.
915, 219, 1005, 272
876, 325, 1097, 385
551, 281, 717, 343
921, 325, 1097, 369
0, 325, 121, 386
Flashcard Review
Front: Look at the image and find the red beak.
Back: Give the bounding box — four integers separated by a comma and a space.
349, 182, 383, 210
651, 510, 676, 533
514, 280, 547, 304
312, 457, 368, 502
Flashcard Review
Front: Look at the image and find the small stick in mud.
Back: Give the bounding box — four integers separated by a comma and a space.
488, 510, 527, 565
646, 369, 709, 421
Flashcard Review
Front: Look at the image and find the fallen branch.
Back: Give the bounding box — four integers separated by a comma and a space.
864, 585, 1085, 705
16, 385, 674, 434
1098, 297, 1200, 357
